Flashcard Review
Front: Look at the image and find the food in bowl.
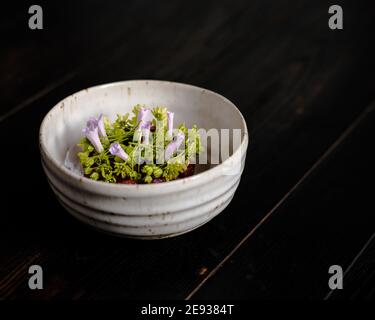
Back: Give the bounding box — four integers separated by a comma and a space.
76, 105, 202, 184
39, 80, 248, 238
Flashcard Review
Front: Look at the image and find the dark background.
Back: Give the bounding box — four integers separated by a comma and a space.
0, 0, 374, 300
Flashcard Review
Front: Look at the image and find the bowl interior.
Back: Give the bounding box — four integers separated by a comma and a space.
41, 80, 246, 173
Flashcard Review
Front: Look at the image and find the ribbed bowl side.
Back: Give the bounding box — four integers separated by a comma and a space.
41, 159, 244, 239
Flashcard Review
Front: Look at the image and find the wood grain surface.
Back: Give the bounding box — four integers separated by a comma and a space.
0, 0, 374, 300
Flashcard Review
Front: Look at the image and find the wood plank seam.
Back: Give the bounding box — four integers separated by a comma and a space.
0, 3, 248, 125
0, 72, 77, 123
0, 252, 41, 299
324, 231, 375, 300
185, 100, 375, 300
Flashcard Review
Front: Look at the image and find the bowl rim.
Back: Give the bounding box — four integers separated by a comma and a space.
39, 80, 249, 192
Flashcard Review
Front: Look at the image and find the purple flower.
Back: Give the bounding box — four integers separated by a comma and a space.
97, 114, 107, 137
140, 121, 151, 145
139, 120, 151, 130
137, 107, 150, 124
109, 142, 129, 161
135, 108, 151, 143
165, 131, 185, 161
82, 126, 104, 153
167, 111, 174, 137
87, 114, 107, 137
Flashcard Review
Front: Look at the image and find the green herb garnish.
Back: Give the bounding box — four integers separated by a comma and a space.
78, 106, 202, 184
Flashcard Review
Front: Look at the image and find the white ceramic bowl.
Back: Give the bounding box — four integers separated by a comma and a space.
39, 80, 248, 239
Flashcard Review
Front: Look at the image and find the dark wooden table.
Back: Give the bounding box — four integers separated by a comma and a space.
1, 0, 374, 300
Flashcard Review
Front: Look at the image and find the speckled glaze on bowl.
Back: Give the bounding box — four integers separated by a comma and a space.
39, 80, 248, 239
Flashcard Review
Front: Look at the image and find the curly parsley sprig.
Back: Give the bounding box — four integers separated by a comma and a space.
77, 105, 202, 184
